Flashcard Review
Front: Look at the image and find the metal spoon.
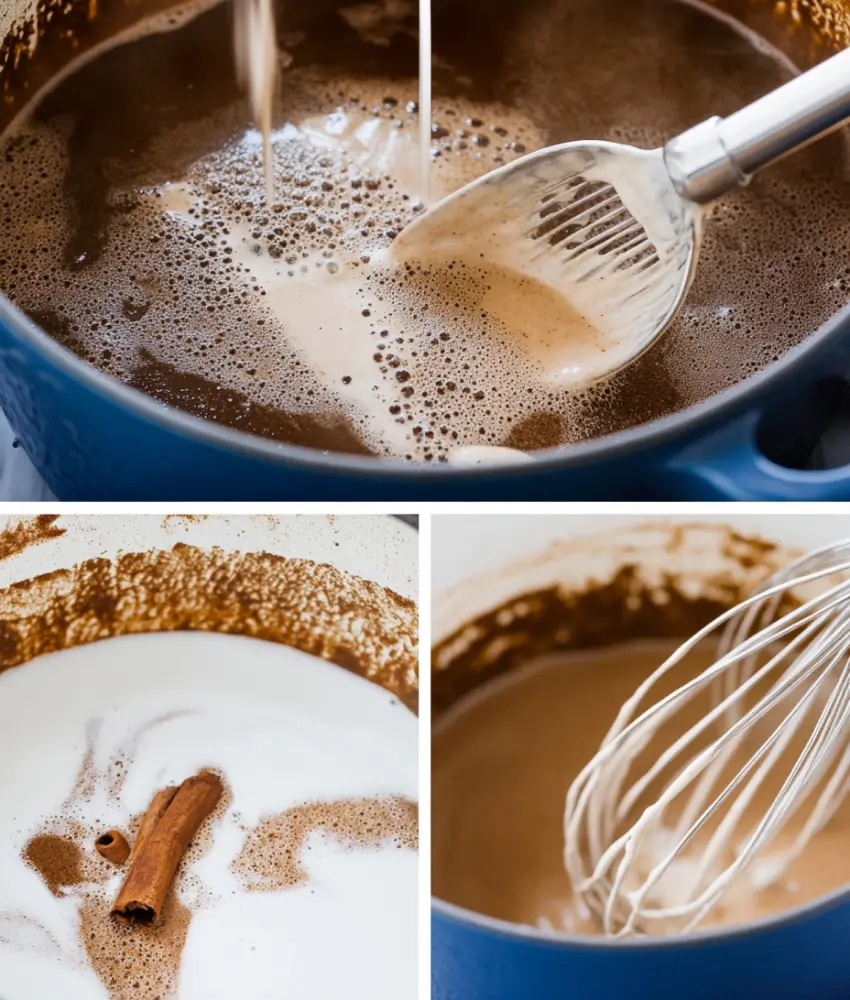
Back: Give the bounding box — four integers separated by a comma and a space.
393, 48, 850, 386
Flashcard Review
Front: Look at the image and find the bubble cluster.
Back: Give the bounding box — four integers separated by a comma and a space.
1, 0, 850, 458
233, 796, 419, 891
79, 889, 191, 1000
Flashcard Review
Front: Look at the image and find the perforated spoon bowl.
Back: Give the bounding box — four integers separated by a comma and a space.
393, 48, 850, 386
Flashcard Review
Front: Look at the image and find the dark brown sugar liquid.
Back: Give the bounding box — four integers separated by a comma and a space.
1, 0, 849, 459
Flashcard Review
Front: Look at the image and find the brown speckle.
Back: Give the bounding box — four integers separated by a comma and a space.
0, 515, 64, 561
234, 797, 418, 891
80, 890, 190, 1000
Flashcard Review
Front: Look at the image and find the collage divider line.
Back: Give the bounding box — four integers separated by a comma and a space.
418, 511, 432, 999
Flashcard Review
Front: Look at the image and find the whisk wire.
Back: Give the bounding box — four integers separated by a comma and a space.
565, 543, 850, 936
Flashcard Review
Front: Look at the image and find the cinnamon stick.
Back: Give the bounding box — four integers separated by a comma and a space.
95, 829, 131, 865
131, 785, 177, 861
111, 771, 222, 926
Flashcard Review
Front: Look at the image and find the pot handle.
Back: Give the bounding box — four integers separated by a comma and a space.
661, 410, 850, 500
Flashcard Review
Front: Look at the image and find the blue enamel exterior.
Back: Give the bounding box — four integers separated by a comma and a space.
432, 894, 850, 1000
2, 296, 850, 499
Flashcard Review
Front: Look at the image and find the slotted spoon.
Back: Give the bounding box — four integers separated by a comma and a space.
393, 47, 850, 386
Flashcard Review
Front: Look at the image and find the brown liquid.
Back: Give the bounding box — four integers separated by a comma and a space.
432, 641, 850, 933
1, 0, 850, 457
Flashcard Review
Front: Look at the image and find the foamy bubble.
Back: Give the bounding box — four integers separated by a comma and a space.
0, 58, 549, 460
1, 0, 850, 458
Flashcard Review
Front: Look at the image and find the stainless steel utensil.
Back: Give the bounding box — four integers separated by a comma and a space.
394, 48, 850, 386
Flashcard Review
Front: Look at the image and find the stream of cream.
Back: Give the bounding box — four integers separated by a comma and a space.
236, 0, 433, 205
418, 0, 431, 204
233, 0, 277, 202
225, 0, 558, 467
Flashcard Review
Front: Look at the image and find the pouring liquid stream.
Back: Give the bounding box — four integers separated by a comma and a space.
418, 0, 432, 204
233, 0, 277, 202
236, 0, 432, 204
229, 0, 537, 467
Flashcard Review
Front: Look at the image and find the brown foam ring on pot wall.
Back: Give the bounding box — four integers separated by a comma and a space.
0, 542, 418, 710
702, 0, 850, 60
432, 525, 794, 717
0, 0, 187, 120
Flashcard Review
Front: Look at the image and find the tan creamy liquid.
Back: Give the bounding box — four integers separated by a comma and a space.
391, 147, 694, 387
432, 641, 850, 933
2, 0, 850, 458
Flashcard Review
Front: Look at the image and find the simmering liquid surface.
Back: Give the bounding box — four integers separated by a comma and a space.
1, 0, 850, 458
432, 641, 850, 933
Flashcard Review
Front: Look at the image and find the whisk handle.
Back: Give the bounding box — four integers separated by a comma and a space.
664, 47, 850, 204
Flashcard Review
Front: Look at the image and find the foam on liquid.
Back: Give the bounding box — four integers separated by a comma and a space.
2, 0, 850, 460
0, 631, 417, 1000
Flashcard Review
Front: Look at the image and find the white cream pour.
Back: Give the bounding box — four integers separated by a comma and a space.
297, 109, 427, 199
233, 0, 278, 202
150, 174, 415, 456
234, 0, 432, 205
178, 0, 541, 465
418, 0, 432, 204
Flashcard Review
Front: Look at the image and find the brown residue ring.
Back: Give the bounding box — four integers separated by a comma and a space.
432, 526, 786, 716
0, 542, 418, 710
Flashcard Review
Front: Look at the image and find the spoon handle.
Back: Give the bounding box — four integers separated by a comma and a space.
664, 47, 850, 204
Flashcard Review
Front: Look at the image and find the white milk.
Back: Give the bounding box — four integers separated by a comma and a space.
0, 631, 417, 1000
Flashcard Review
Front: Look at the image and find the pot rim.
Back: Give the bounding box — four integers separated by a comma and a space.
432, 878, 850, 949
1, 288, 849, 478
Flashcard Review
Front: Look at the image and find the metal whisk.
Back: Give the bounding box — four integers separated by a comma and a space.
564, 540, 850, 937
394, 48, 850, 386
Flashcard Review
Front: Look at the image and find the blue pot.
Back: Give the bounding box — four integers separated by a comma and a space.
432, 892, 850, 1000
3, 0, 850, 501
3, 295, 850, 500
431, 514, 850, 1000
